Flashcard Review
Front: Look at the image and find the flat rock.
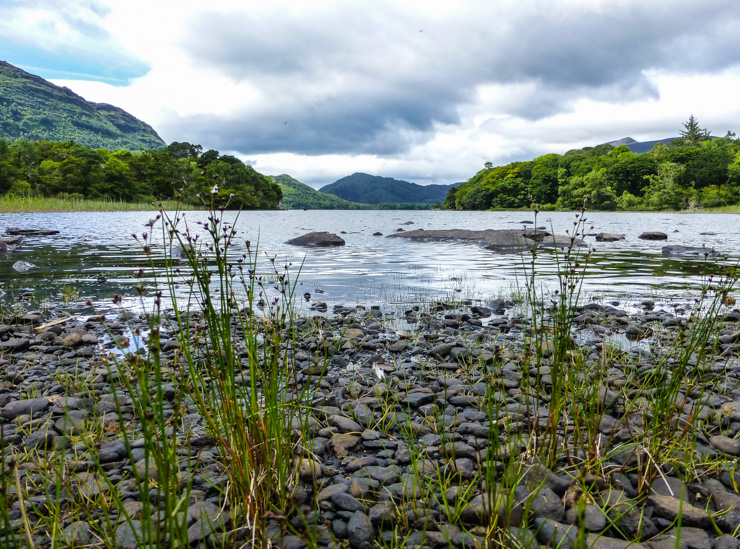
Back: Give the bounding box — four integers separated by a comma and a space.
388, 228, 579, 251
647, 494, 710, 527
1, 397, 50, 419
0, 337, 31, 352
6, 228, 59, 236
286, 232, 345, 247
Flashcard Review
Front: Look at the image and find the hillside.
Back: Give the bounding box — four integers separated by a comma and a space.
447, 121, 740, 211
319, 173, 457, 204
274, 174, 369, 209
0, 60, 165, 150
273, 174, 432, 209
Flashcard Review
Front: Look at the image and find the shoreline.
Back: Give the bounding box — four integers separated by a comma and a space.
1, 195, 740, 214
1, 291, 740, 548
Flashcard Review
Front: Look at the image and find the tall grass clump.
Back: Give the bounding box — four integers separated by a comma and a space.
150, 197, 318, 547
521, 205, 595, 468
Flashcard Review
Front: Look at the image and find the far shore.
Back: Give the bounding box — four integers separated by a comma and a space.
1, 195, 740, 213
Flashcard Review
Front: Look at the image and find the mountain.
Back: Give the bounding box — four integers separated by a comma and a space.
319, 173, 459, 204
0, 60, 165, 150
273, 174, 433, 209
606, 136, 680, 153
274, 174, 370, 209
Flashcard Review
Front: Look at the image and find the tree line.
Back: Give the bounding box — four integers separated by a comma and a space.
446, 117, 740, 211
0, 139, 282, 209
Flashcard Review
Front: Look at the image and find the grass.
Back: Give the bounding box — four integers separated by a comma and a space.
696, 205, 740, 214
0, 195, 200, 212
1, 201, 740, 548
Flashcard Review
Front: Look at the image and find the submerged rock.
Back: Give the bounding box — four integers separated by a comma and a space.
12, 261, 37, 272
595, 232, 625, 242
662, 245, 715, 257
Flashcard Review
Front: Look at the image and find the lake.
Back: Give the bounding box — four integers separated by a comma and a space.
1, 210, 738, 315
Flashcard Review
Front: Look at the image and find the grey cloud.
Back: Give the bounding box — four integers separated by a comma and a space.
176, 1, 740, 156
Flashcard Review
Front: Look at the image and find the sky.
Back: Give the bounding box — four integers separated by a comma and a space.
2, 0, 740, 188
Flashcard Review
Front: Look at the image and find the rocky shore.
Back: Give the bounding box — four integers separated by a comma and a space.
1, 295, 740, 548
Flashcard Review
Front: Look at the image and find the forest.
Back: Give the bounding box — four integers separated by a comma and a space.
0, 139, 282, 209
446, 117, 740, 211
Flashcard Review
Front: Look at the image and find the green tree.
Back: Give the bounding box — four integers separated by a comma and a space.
557, 168, 617, 210
677, 114, 711, 145
166, 141, 203, 160
443, 186, 458, 209
528, 153, 561, 204
642, 162, 690, 210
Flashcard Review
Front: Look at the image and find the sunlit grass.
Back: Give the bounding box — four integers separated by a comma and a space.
696, 204, 740, 213
0, 195, 201, 213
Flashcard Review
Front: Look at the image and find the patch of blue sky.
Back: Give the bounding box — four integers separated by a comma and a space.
0, 46, 148, 85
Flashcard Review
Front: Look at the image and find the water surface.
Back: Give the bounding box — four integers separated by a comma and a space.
1, 210, 737, 315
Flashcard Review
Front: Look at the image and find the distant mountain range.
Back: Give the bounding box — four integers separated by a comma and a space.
606, 136, 680, 153
319, 173, 460, 204
0, 60, 165, 150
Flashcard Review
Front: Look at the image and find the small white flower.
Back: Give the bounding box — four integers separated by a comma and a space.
372, 364, 386, 381
211, 184, 219, 195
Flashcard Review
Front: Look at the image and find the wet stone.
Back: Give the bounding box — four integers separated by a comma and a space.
331, 491, 364, 512
358, 465, 399, 485
331, 433, 361, 457
708, 435, 740, 456
401, 392, 434, 407
331, 415, 363, 433
1, 397, 50, 419
115, 520, 142, 549
0, 338, 31, 352
347, 511, 373, 549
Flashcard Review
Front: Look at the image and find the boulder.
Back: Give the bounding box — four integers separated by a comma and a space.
595, 233, 624, 242
638, 231, 668, 240
286, 232, 345, 247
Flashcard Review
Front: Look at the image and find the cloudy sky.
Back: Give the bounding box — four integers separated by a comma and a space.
2, 0, 740, 188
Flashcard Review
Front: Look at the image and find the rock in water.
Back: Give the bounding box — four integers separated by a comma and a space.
638, 231, 668, 240
286, 232, 346, 247
5, 228, 59, 236
13, 261, 37, 272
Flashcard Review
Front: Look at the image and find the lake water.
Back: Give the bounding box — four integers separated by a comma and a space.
1, 210, 738, 315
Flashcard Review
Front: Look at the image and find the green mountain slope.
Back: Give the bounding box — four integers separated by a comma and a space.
0, 60, 165, 151
319, 172, 457, 204
274, 174, 368, 209
273, 174, 433, 209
